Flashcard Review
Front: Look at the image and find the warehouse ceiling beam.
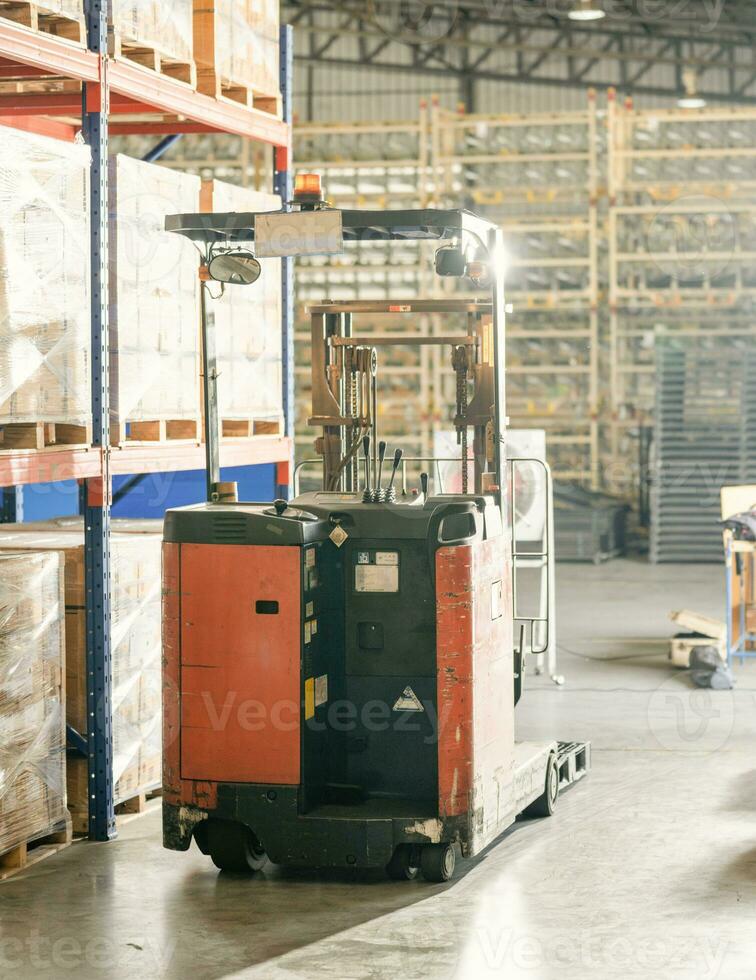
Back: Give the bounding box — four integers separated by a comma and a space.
283, 0, 756, 104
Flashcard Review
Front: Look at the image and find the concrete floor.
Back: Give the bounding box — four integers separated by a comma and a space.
4, 560, 756, 980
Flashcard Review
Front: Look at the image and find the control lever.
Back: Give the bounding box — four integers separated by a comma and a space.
373, 440, 387, 502
362, 435, 372, 503
386, 448, 402, 503
420, 472, 429, 500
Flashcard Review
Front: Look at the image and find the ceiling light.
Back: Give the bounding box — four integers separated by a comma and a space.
568, 1, 605, 20
677, 95, 706, 109
677, 68, 706, 109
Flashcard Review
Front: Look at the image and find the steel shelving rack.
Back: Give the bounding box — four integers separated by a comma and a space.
0, 3, 293, 840
607, 95, 756, 496
431, 96, 601, 488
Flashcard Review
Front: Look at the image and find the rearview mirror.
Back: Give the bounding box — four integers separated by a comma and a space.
208, 251, 261, 285
435, 246, 466, 277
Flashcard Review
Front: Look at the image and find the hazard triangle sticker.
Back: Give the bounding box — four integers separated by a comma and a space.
392, 686, 424, 712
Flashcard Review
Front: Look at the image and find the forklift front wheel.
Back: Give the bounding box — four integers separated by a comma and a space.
386, 844, 420, 881
420, 843, 456, 883
207, 820, 267, 873
523, 753, 559, 818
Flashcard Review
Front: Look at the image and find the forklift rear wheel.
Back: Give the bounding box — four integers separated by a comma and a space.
386, 844, 420, 881
207, 820, 267, 873
420, 843, 456, 883
523, 753, 559, 818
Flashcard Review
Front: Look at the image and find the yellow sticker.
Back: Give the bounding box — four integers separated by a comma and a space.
304, 678, 315, 720
304, 621, 312, 644
306, 601, 314, 617
305, 548, 315, 568
311, 619, 317, 635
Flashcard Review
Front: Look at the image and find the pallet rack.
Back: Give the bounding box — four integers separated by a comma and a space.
607, 97, 756, 496
0, 3, 293, 841
430, 96, 601, 488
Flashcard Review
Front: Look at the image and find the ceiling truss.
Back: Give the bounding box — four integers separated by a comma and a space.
284, 0, 756, 107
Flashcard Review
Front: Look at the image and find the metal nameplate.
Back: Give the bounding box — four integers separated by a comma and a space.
255, 210, 343, 257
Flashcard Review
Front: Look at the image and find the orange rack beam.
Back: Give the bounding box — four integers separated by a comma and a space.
0, 19, 289, 146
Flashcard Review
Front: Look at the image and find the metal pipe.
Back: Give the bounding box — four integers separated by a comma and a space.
141, 133, 182, 163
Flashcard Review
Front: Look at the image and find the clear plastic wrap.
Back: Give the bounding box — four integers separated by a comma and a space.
0, 124, 90, 427
202, 180, 282, 423
195, 0, 280, 98
111, 0, 193, 64
109, 155, 201, 427
0, 551, 66, 856
0, 521, 163, 818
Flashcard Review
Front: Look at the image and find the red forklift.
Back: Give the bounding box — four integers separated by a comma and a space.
161, 181, 589, 881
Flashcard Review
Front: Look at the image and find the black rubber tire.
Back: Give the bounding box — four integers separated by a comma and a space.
523, 753, 559, 818
420, 843, 456, 883
386, 844, 420, 881
207, 820, 267, 873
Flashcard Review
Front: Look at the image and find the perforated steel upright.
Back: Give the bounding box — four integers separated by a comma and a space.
81, 0, 115, 842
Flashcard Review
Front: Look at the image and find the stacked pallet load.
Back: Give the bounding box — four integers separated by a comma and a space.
0, 550, 70, 880
109, 0, 195, 84
193, 0, 280, 111
0, 124, 91, 451
650, 338, 756, 563
200, 180, 282, 436
109, 155, 201, 444
0, 521, 163, 831
0, 1, 85, 44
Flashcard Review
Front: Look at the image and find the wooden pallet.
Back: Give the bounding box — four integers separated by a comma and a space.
196, 72, 281, 117
0, 421, 91, 451
112, 418, 201, 446
115, 786, 162, 820
109, 33, 197, 88
0, 1, 85, 45
0, 816, 72, 882
69, 787, 162, 836
193, 0, 282, 117
222, 418, 283, 438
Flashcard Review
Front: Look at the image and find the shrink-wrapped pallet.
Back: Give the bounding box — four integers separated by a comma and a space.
110, 0, 193, 65
0, 521, 163, 829
0, 551, 66, 856
194, 0, 280, 101
200, 180, 282, 428
0, 125, 90, 431
109, 155, 201, 435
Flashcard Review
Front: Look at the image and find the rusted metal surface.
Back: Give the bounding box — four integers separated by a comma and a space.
161, 542, 182, 806
162, 542, 219, 826
436, 544, 474, 821
436, 537, 517, 855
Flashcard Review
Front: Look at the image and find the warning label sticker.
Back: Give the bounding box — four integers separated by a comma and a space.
315, 674, 328, 707
355, 564, 399, 593
392, 686, 424, 712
